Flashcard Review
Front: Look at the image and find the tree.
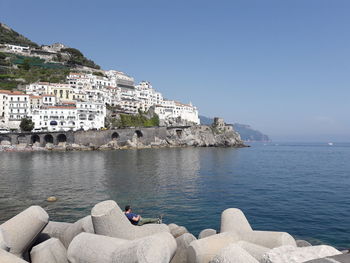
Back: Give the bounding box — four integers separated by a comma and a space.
20, 118, 34, 132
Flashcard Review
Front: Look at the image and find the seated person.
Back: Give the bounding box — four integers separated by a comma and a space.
124, 205, 161, 226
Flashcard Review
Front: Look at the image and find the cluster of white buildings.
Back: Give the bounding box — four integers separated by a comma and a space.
0, 70, 199, 132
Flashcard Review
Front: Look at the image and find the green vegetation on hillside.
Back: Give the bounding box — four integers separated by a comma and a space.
0, 23, 38, 47
109, 111, 160, 128
61, 48, 100, 69
0, 52, 69, 90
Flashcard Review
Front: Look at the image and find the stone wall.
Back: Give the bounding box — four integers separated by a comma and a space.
0, 124, 245, 150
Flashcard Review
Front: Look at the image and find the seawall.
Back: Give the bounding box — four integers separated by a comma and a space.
0, 125, 245, 151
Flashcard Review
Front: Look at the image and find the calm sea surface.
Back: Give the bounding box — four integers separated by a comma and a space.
0, 143, 349, 249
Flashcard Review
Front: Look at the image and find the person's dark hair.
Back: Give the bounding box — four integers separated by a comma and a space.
125, 205, 131, 212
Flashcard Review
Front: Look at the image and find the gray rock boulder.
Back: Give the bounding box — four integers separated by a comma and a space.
0, 140, 11, 146
67, 232, 177, 263
209, 243, 259, 263
261, 245, 342, 263
198, 229, 217, 239
171, 233, 196, 263
0, 206, 49, 257
30, 238, 68, 263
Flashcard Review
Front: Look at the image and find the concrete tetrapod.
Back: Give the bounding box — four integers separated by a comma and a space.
304, 253, 350, 263
61, 216, 94, 248
0, 206, 49, 257
171, 233, 197, 263
187, 232, 241, 263
30, 238, 68, 263
220, 208, 296, 248
236, 241, 270, 261
67, 232, 177, 263
261, 245, 342, 263
209, 243, 259, 263
0, 227, 9, 251
198, 229, 217, 239
171, 226, 189, 238
42, 221, 73, 241
0, 249, 28, 263
91, 200, 169, 240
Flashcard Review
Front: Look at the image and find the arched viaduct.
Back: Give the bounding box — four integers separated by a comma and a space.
0, 126, 184, 147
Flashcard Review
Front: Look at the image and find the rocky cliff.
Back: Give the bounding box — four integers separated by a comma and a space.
166, 125, 244, 147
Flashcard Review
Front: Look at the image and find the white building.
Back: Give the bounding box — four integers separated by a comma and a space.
0, 90, 30, 130
155, 100, 200, 125
30, 106, 78, 132
135, 81, 163, 112
4, 44, 30, 53
76, 101, 106, 130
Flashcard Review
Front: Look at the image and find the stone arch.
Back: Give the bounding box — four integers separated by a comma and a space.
135, 130, 143, 138
57, 134, 67, 143
31, 134, 40, 144
111, 132, 119, 141
0, 135, 11, 144
44, 134, 54, 144
176, 129, 183, 138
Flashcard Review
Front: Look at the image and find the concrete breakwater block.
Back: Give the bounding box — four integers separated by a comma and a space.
0, 227, 9, 251
296, 239, 312, 247
0, 249, 28, 263
236, 240, 270, 261
220, 208, 296, 248
304, 253, 350, 263
171, 226, 189, 238
168, 223, 180, 232
261, 245, 342, 263
209, 243, 259, 263
198, 229, 217, 239
30, 238, 68, 263
0, 206, 49, 257
171, 233, 197, 263
67, 232, 177, 263
42, 221, 73, 240
187, 232, 241, 263
61, 215, 94, 248
91, 200, 169, 240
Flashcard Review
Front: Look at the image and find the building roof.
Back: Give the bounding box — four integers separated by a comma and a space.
47, 106, 76, 109
0, 90, 26, 95
30, 95, 43, 99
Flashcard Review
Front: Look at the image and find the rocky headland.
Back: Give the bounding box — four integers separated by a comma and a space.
0, 200, 348, 263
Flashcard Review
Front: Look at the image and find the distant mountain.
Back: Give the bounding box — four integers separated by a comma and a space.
0, 23, 39, 47
199, 115, 270, 142
233, 123, 270, 142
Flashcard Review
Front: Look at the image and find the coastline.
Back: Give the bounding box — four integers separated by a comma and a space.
0, 124, 247, 152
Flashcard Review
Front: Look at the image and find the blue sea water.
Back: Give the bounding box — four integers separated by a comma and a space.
0, 142, 349, 249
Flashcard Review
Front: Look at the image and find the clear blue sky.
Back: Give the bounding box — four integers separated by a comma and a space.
2, 0, 350, 141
